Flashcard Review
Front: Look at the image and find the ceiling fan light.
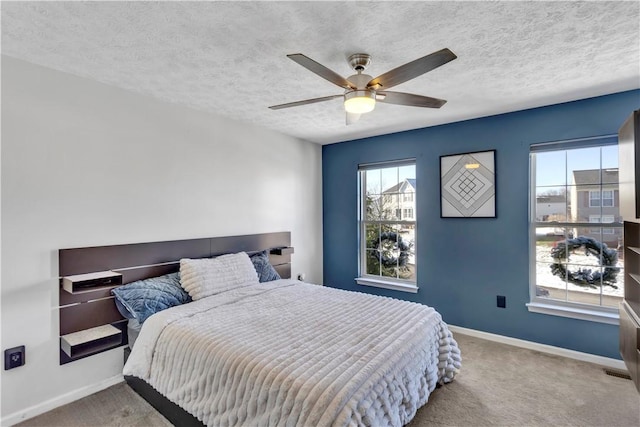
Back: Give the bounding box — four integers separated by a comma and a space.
344, 90, 376, 114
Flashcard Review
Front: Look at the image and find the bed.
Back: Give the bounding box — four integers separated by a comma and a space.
59, 232, 461, 426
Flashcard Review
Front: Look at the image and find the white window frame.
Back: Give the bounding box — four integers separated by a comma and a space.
589, 190, 601, 207
357, 159, 418, 293
528, 135, 621, 325
602, 190, 614, 207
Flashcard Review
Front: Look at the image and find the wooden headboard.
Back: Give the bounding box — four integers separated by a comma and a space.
58, 231, 292, 364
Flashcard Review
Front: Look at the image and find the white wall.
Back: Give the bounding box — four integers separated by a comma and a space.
0, 56, 323, 423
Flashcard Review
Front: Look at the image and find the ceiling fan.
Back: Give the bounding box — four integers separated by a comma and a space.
268, 48, 457, 125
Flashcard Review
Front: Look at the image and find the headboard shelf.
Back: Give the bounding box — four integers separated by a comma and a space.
62, 271, 122, 294
59, 319, 128, 365
61, 324, 122, 358
270, 246, 295, 256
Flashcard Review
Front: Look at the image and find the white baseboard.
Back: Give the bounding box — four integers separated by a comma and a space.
1, 374, 124, 427
448, 325, 627, 372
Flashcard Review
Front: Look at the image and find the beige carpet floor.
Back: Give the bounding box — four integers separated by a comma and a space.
16, 333, 640, 426
408, 333, 640, 427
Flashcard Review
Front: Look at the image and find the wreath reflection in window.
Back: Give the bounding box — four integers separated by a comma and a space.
550, 236, 619, 289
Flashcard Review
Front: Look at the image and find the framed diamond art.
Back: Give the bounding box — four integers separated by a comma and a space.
440, 150, 496, 218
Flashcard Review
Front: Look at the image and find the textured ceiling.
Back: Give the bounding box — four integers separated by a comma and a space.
2, 1, 639, 144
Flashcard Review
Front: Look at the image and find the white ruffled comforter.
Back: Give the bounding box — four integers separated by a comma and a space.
124, 279, 461, 426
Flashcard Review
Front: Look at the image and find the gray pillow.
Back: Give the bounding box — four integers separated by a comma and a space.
250, 250, 281, 282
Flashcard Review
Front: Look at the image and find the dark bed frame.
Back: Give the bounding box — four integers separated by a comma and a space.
59, 232, 292, 425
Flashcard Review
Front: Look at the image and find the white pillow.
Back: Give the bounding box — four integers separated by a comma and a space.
180, 252, 259, 300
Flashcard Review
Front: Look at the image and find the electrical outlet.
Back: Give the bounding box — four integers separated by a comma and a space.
497, 295, 506, 308
4, 346, 25, 370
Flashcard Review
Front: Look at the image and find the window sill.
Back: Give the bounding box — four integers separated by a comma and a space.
526, 301, 619, 325
355, 277, 418, 293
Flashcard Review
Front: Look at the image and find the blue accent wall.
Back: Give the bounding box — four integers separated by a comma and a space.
322, 90, 640, 359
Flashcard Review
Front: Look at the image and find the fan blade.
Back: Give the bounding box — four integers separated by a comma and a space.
367, 48, 457, 90
346, 112, 361, 125
377, 91, 446, 108
269, 94, 343, 110
287, 54, 356, 90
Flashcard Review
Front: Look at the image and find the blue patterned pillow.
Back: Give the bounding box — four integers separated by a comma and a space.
250, 250, 281, 282
111, 272, 191, 324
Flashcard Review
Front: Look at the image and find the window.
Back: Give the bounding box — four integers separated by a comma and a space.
590, 215, 615, 234
589, 190, 614, 207
357, 160, 417, 293
529, 136, 622, 324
